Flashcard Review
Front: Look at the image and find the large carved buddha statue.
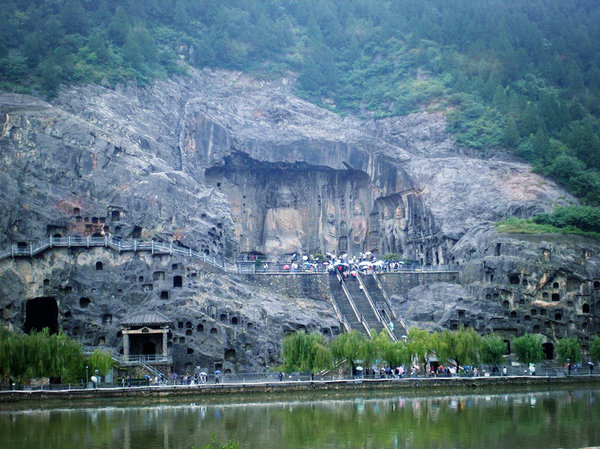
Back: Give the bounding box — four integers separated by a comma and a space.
348, 200, 367, 252
262, 186, 304, 255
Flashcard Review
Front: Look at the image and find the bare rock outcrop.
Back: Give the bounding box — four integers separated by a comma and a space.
0, 67, 597, 372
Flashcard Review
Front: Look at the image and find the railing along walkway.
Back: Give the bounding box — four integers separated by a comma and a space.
0, 235, 235, 272
0, 236, 462, 277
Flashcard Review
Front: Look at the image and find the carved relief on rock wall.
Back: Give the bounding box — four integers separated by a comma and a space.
372, 194, 410, 256
320, 199, 338, 255
206, 153, 442, 262
348, 200, 367, 253
262, 185, 304, 255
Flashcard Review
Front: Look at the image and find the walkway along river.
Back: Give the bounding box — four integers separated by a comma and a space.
1, 374, 598, 404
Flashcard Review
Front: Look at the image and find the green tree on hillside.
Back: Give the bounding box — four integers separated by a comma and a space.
437, 326, 481, 373
556, 337, 582, 365
2, 0, 600, 205
480, 334, 507, 369
590, 336, 600, 364
512, 333, 544, 365
280, 331, 332, 375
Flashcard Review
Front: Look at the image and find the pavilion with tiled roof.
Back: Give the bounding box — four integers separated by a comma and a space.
120, 311, 172, 364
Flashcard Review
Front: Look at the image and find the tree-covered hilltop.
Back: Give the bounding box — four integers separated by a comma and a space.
2, 0, 600, 204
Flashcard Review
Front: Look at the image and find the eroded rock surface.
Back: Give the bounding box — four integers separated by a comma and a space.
0, 68, 597, 372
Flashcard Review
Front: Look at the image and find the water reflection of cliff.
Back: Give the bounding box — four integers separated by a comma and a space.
2, 390, 597, 449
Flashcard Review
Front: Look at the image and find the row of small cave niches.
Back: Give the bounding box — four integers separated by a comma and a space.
176, 316, 253, 334
136, 266, 191, 294
497, 296, 599, 317
449, 314, 596, 344
47, 207, 225, 255
47, 208, 126, 238
42, 263, 194, 292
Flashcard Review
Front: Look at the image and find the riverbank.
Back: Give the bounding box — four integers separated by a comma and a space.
2, 375, 598, 405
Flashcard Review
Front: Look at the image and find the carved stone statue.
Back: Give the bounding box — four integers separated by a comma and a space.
262, 186, 304, 255
381, 205, 396, 254
320, 202, 337, 254
349, 200, 367, 252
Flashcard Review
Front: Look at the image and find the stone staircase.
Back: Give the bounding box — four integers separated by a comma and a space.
328, 275, 368, 336
361, 274, 408, 339
344, 275, 385, 336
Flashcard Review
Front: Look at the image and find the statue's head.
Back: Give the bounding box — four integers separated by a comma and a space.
276, 186, 294, 208
383, 205, 393, 219
395, 205, 404, 219
352, 201, 364, 216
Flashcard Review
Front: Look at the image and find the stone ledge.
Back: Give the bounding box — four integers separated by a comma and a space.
2, 375, 598, 404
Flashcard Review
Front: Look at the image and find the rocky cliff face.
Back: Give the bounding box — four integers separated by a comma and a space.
0, 67, 596, 373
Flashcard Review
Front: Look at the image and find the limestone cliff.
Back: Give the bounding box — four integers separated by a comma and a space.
0, 68, 596, 373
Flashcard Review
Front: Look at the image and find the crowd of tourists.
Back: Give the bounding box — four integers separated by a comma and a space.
243, 251, 419, 274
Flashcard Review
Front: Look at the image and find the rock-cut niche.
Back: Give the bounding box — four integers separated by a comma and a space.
206, 152, 446, 264
24, 297, 58, 334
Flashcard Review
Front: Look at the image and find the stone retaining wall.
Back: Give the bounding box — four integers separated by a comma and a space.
2, 376, 597, 404
378, 271, 459, 295
243, 274, 331, 301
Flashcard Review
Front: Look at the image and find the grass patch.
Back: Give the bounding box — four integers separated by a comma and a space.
495, 217, 600, 240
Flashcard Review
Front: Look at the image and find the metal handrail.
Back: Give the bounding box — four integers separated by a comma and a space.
372, 272, 408, 334
357, 273, 396, 341
0, 236, 232, 272
329, 292, 353, 334
338, 273, 371, 337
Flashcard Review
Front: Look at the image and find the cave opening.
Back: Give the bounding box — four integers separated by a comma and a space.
582, 303, 590, 313
542, 342, 554, 360
24, 297, 58, 335
132, 226, 142, 239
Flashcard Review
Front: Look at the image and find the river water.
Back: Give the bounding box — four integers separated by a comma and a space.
2, 387, 599, 449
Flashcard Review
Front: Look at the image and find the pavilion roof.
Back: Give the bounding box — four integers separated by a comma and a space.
121, 311, 171, 326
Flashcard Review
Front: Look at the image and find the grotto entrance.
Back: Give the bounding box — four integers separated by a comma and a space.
24, 297, 58, 335
542, 342, 554, 360
121, 312, 171, 363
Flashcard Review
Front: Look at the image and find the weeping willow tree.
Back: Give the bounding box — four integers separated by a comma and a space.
330, 330, 370, 374
0, 327, 106, 384
437, 326, 482, 373
406, 327, 439, 373
373, 330, 411, 369
280, 331, 332, 375
87, 349, 114, 377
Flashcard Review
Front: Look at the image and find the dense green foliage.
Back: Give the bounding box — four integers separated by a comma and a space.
512, 333, 544, 365
284, 328, 591, 374
280, 330, 332, 374
591, 336, 600, 364
437, 326, 481, 372
0, 327, 112, 383
533, 206, 600, 233
330, 330, 370, 373
194, 437, 238, 449
2, 1, 599, 202
496, 206, 600, 239
406, 327, 438, 371
480, 334, 507, 368
555, 336, 582, 365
